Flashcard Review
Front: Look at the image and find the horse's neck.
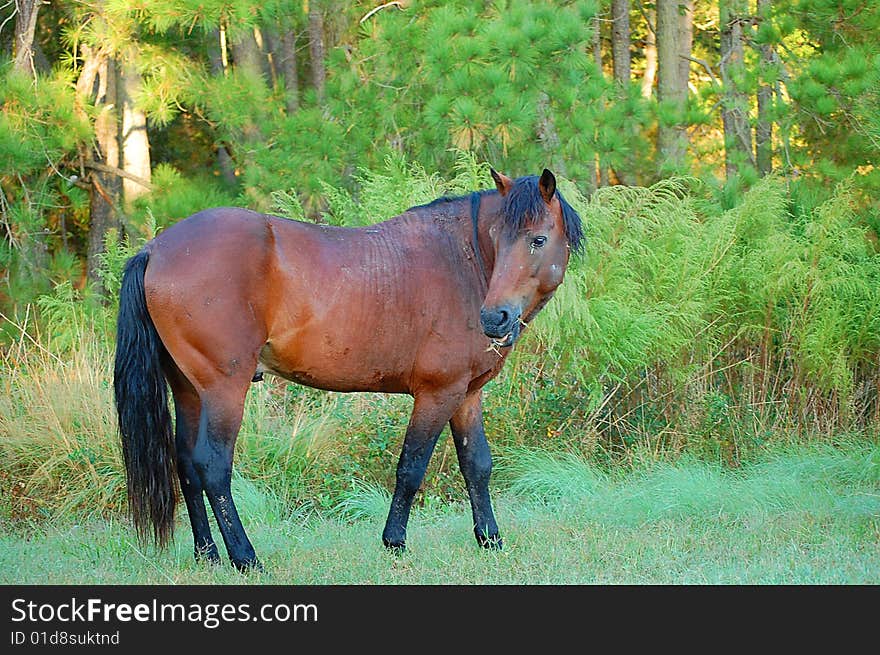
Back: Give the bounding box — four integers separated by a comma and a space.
473, 195, 501, 284
388, 195, 501, 291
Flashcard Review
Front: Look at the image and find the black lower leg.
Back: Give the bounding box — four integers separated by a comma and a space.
382, 433, 441, 552
193, 408, 261, 572
177, 452, 220, 562
382, 394, 457, 552
463, 448, 501, 549
451, 393, 501, 549
175, 406, 220, 563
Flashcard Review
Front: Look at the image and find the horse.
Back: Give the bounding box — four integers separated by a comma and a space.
113, 167, 583, 571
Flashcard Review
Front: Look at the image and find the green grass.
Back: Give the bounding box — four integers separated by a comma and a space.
2, 441, 877, 584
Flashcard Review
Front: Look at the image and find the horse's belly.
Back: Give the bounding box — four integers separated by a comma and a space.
257, 337, 412, 394
270, 368, 409, 394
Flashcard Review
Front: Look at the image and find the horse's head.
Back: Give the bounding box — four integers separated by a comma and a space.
480, 168, 583, 348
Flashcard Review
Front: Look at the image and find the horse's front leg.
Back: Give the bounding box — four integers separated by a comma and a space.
382, 389, 463, 552
450, 390, 501, 549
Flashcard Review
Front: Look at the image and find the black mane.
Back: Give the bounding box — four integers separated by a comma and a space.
502, 176, 584, 254
410, 176, 585, 255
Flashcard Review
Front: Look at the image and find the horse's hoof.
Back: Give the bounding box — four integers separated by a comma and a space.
382, 537, 406, 555
476, 533, 503, 550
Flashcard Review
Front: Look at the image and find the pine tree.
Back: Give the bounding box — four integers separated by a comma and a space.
719, 0, 755, 181
656, 0, 688, 172
774, 0, 880, 195
12, 0, 42, 76
754, 0, 774, 175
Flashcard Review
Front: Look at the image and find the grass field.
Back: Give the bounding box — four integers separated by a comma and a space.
2, 441, 877, 585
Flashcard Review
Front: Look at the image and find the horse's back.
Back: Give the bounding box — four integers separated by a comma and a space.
148, 207, 272, 263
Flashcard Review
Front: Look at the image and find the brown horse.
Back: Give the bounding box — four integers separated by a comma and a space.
114, 168, 583, 570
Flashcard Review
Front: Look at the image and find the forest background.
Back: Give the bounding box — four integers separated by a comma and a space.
1, 1, 879, 582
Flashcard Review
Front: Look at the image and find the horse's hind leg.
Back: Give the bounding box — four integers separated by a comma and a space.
168, 372, 220, 564
191, 383, 260, 572
450, 390, 501, 549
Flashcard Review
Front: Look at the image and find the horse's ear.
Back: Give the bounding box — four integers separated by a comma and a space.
539, 169, 556, 204
490, 168, 514, 197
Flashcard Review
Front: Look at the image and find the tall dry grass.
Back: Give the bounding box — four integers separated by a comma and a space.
1, 305, 123, 520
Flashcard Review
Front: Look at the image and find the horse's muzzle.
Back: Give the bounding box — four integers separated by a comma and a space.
480, 304, 521, 345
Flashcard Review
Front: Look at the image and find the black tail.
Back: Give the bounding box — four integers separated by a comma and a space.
113, 249, 177, 547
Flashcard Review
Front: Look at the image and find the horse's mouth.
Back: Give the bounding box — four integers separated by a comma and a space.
486, 323, 520, 349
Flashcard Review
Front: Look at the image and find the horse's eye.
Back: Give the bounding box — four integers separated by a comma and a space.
530, 236, 547, 250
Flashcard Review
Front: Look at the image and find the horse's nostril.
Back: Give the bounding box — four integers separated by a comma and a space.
480, 305, 519, 337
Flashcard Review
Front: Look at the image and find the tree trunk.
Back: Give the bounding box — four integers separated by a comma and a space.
118, 62, 151, 213
611, 0, 630, 84
231, 26, 265, 80
13, 183, 50, 282
11, 1, 48, 280
12, 0, 41, 76
640, 6, 657, 99
656, 0, 688, 172
536, 92, 566, 178
755, 0, 774, 175
230, 26, 266, 166
755, 79, 773, 175
593, 14, 609, 188
260, 27, 279, 88
308, 4, 326, 105
611, 0, 637, 186
678, 1, 694, 93
279, 29, 300, 113
76, 45, 121, 289
207, 27, 239, 187
720, 0, 755, 180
